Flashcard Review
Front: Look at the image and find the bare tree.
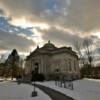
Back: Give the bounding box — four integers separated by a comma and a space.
74, 38, 94, 78
0, 54, 6, 76
83, 38, 94, 67
0, 55, 5, 63
74, 40, 85, 67
74, 38, 94, 67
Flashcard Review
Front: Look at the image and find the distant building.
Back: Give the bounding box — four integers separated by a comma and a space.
25, 41, 80, 80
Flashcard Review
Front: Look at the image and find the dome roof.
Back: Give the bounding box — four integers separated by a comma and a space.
42, 40, 57, 50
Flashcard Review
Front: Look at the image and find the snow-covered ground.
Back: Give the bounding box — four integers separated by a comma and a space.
37, 79, 100, 100
0, 81, 51, 100
0, 78, 100, 100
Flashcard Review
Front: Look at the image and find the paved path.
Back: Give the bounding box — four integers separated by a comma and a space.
35, 84, 74, 100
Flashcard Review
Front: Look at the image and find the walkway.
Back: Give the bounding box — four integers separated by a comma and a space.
35, 84, 74, 100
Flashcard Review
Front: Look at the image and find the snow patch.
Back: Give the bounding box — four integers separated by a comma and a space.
37, 79, 100, 100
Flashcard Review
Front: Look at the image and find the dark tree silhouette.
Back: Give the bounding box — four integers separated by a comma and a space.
6, 49, 20, 80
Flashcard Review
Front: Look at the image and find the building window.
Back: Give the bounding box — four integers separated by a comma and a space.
55, 68, 59, 73
34, 62, 39, 73
69, 60, 72, 71
74, 61, 76, 71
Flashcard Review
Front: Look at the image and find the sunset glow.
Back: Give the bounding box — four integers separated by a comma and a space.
10, 17, 50, 30
93, 32, 100, 38
0, 0, 99, 65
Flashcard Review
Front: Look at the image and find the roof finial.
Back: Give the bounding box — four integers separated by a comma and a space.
48, 40, 50, 44
37, 45, 39, 49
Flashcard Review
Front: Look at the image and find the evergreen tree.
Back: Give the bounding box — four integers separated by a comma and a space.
6, 49, 20, 80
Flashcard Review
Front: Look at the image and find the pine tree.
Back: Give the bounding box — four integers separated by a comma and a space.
6, 49, 20, 80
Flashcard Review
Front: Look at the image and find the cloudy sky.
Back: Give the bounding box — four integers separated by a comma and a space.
0, 0, 100, 61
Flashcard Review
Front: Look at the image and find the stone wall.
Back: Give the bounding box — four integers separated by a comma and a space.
49, 52, 80, 79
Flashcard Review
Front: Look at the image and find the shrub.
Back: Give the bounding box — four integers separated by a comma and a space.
31, 73, 45, 82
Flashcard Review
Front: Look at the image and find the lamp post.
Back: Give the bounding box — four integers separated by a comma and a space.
31, 76, 37, 97
31, 63, 38, 97
55, 68, 59, 86
31, 70, 38, 97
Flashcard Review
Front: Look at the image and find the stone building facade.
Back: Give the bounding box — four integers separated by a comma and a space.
25, 41, 80, 80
